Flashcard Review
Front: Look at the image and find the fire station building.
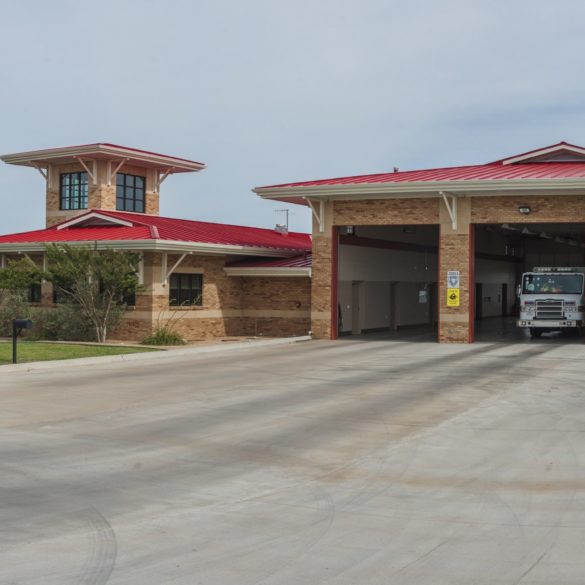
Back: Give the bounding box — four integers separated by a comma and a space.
3, 140, 585, 344
255, 142, 585, 343
0, 144, 312, 341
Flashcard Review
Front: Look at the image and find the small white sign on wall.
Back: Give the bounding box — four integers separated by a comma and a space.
447, 270, 460, 289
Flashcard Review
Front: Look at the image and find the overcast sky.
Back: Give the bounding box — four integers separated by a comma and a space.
1, 0, 585, 234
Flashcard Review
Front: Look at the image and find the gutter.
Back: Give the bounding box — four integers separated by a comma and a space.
0, 239, 309, 257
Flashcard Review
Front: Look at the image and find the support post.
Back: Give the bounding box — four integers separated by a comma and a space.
138, 253, 144, 285
12, 323, 17, 365
305, 198, 325, 233
161, 253, 167, 286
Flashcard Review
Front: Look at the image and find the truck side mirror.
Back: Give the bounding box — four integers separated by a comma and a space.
516, 284, 521, 298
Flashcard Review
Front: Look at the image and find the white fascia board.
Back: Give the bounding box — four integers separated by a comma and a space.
0, 239, 303, 257
1, 145, 206, 172
225, 267, 311, 277
254, 178, 585, 200
57, 212, 134, 230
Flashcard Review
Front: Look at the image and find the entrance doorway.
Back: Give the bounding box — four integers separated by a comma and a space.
336, 224, 439, 341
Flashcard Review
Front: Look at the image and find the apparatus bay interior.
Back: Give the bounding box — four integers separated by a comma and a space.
337, 223, 585, 344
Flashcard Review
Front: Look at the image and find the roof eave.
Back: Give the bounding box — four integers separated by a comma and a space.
1, 144, 206, 172
254, 178, 585, 202
0, 239, 307, 257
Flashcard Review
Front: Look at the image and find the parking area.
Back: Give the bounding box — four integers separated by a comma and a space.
2, 339, 585, 584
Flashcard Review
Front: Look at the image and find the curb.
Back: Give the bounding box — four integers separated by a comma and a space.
0, 336, 312, 373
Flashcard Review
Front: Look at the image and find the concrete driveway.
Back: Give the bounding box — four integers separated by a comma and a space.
1, 338, 585, 584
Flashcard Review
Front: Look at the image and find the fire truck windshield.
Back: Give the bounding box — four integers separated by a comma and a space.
522, 273, 584, 295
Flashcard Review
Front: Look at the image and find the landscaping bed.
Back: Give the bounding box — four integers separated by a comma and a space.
0, 341, 158, 366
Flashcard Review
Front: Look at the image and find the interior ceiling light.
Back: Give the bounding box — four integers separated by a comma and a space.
539, 232, 553, 239
555, 236, 567, 244
567, 239, 578, 246
521, 227, 535, 235
501, 223, 520, 231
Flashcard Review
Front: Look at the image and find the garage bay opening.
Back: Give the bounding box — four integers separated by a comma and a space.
336, 225, 439, 341
473, 223, 585, 342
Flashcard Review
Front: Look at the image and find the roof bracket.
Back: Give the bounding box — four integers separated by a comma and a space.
163, 252, 188, 286
440, 191, 458, 231
107, 158, 129, 186
155, 167, 175, 193
74, 157, 97, 185
30, 162, 47, 181
305, 198, 325, 233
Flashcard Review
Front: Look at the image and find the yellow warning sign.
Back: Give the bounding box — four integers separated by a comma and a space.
447, 288, 460, 307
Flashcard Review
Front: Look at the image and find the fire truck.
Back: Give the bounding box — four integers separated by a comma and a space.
517, 267, 585, 338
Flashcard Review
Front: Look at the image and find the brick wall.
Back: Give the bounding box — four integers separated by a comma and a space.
471, 195, 585, 224
334, 198, 440, 225
116, 253, 311, 341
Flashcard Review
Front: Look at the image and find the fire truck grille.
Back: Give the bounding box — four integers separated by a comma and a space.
536, 299, 564, 319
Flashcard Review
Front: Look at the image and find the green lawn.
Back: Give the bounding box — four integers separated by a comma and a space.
0, 341, 158, 366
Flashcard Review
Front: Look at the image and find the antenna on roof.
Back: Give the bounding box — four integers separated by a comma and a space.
393, 167, 399, 173
274, 208, 290, 231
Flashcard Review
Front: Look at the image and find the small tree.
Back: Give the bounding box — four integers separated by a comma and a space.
44, 244, 141, 343
0, 256, 41, 293
0, 257, 40, 336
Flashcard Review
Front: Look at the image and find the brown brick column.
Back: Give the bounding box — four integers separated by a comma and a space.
439, 198, 473, 343
310, 202, 335, 339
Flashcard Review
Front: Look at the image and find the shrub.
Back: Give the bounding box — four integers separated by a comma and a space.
38, 304, 98, 342
143, 328, 186, 346
143, 306, 187, 345
0, 291, 31, 337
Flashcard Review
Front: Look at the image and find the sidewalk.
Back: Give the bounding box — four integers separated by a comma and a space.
0, 336, 312, 373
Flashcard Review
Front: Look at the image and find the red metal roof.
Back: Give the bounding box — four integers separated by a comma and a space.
257, 142, 585, 189
0, 210, 312, 252
260, 162, 585, 188
228, 253, 312, 269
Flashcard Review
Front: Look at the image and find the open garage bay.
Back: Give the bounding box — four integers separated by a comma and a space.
2, 339, 585, 584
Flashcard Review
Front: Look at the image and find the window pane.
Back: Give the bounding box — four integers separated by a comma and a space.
135, 177, 144, 189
